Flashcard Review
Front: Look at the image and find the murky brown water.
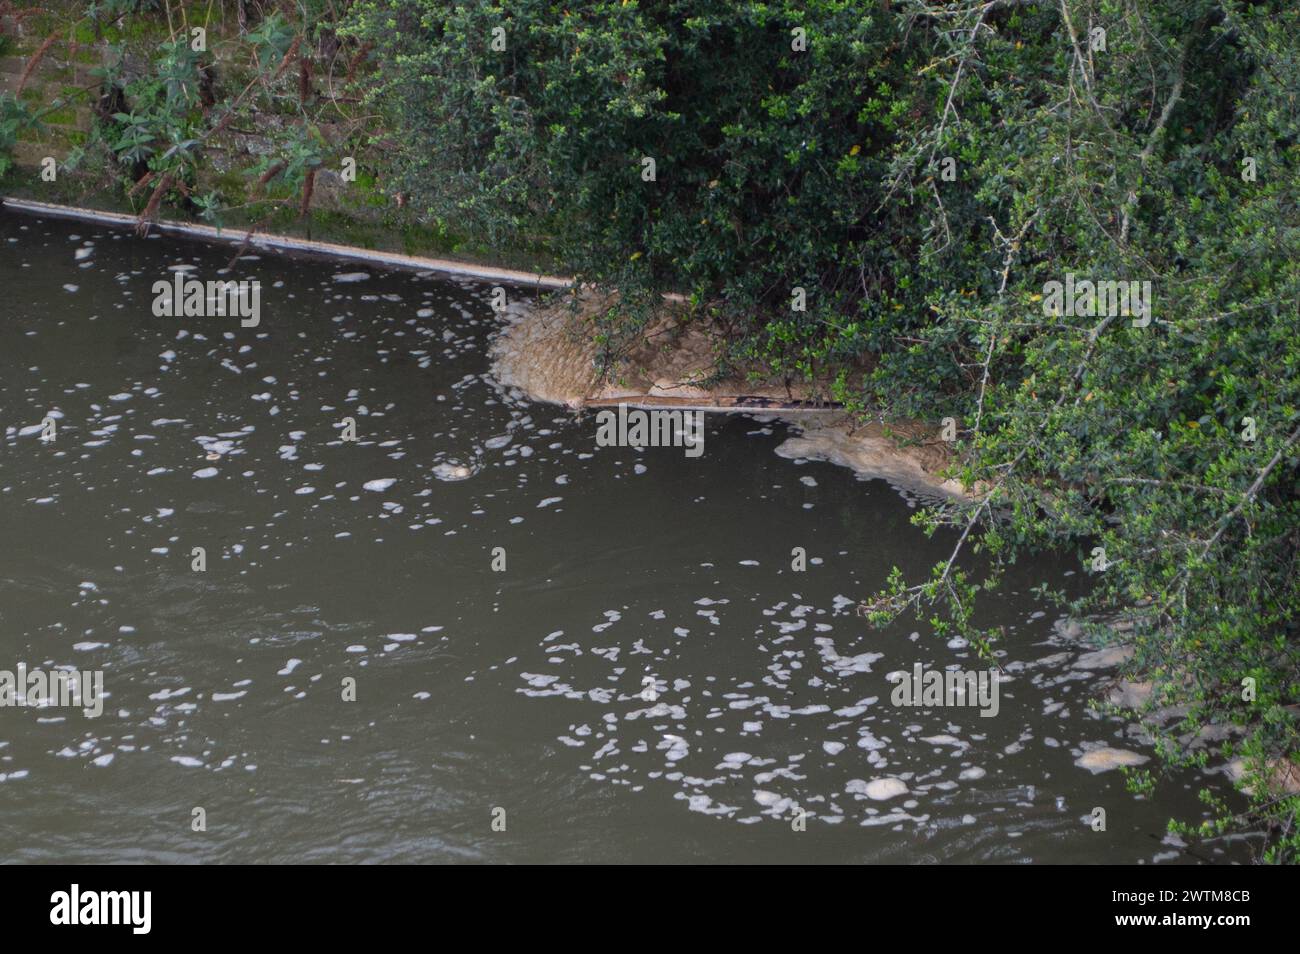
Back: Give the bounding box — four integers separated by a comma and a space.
0, 212, 1250, 863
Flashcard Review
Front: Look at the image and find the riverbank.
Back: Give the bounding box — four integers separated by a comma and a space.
0, 2, 557, 277
1, 1, 965, 501
4, 195, 964, 499
491, 292, 967, 498
0, 197, 569, 289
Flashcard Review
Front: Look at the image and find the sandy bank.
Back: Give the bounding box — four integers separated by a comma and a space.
490, 293, 966, 498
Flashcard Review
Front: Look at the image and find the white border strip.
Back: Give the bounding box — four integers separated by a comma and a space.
1, 197, 573, 288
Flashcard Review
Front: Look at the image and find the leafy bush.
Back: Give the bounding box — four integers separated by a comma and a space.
0, 91, 37, 178
87, 5, 354, 226
347, 0, 930, 373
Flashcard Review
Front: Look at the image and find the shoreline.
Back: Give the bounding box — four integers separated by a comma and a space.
4, 196, 964, 498
490, 292, 968, 498
1, 197, 571, 289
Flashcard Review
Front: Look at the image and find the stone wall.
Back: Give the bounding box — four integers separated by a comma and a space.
0, 44, 95, 170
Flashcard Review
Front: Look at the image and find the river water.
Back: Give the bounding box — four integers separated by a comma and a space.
0, 213, 1248, 863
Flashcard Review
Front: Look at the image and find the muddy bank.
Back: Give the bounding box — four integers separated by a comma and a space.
491, 293, 966, 498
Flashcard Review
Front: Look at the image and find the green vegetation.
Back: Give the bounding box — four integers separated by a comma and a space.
0, 0, 1296, 860
0, 1, 553, 267
0, 93, 32, 177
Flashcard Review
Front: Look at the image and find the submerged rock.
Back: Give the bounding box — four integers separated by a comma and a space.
1106, 679, 1154, 709
1074, 645, 1135, 670
432, 462, 474, 481
1224, 756, 1300, 796
1074, 747, 1149, 774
